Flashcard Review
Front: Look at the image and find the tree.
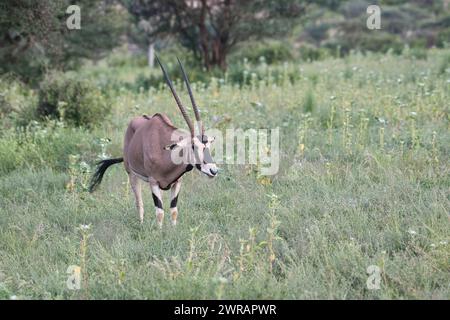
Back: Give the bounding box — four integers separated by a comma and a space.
123, 0, 305, 70
0, 0, 127, 82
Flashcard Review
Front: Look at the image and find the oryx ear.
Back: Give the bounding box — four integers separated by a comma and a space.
164, 143, 179, 151
164, 138, 189, 150
205, 136, 215, 146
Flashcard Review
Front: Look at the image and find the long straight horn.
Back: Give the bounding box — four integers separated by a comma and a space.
155, 54, 194, 138
177, 57, 204, 138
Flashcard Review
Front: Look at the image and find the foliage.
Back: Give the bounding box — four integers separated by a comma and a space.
37, 72, 110, 128
299, 0, 450, 56
230, 41, 293, 65
0, 75, 37, 127
0, 0, 127, 83
122, 0, 305, 69
0, 121, 97, 175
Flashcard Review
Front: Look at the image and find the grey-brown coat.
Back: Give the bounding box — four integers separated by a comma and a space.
89, 56, 218, 227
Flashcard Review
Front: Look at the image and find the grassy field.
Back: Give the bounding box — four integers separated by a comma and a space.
0, 49, 449, 299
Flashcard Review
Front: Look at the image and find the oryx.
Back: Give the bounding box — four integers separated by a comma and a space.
89, 56, 218, 227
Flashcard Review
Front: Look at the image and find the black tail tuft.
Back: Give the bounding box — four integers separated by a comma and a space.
89, 157, 124, 192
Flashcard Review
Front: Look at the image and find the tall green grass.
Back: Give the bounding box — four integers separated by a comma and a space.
0, 49, 449, 299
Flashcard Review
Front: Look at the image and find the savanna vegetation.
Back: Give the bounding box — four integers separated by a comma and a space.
1, 47, 449, 299
0, 0, 449, 300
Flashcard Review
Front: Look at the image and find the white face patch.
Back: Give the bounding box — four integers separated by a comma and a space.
165, 134, 218, 177
193, 136, 218, 177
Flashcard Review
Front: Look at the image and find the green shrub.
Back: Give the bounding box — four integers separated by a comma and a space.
231, 41, 293, 65
303, 90, 316, 113
403, 46, 428, 60
437, 28, 450, 48
437, 52, 450, 75
37, 72, 110, 128
0, 121, 98, 175
0, 137, 24, 174
134, 61, 226, 91
0, 75, 37, 128
326, 31, 405, 56
297, 45, 328, 62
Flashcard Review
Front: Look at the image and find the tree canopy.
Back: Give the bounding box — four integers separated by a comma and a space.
0, 0, 127, 82
122, 0, 305, 70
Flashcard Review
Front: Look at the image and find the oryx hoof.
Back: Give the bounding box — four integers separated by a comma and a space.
156, 210, 164, 228
170, 208, 178, 226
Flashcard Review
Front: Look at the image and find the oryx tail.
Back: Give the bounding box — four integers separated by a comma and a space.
89, 157, 124, 192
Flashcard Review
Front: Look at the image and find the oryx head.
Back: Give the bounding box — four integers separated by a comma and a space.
156, 55, 218, 178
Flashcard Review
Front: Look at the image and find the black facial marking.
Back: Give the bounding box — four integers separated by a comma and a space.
195, 164, 201, 170
170, 196, 178, 208
152, 193, 162, 209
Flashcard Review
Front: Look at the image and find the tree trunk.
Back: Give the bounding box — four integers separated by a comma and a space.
218, 48, 227, 70
210, 38, 227, 71
197, 0, 229, 71
148, 42, 155, 68
199, 0, 211, 70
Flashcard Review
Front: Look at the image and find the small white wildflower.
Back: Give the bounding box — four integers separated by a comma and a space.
407, 229, 417, 236
430, 243, 436, 248
439, 240, 448, 246
79, 224, 91, 231
10, 295, 17, 300
381, 250, 387, 255
350, 237, 355, 241
376, 117, 386, 124
216, 277, 228, 284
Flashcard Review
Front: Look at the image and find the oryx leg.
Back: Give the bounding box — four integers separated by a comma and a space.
149, 181, 164, 228
129, 173, 144, 223
170, 179, 182, 226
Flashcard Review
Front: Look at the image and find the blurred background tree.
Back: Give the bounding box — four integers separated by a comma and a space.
0, 0, 448, 84
299, 0, 450, 57
122, 0, 306, 70
0, 0, 128, 83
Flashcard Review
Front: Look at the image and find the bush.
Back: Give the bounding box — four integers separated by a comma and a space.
324, 30, 404, 56
436, 28, 450, 48
403, 46, 428, 60
297, 44, 328, 62
0, 121, 98, 175
133, 62, 224, 91
37, 72, 110, 128
230, 41, 293, 65
0, 75, 37, 128
437, 53, 450, 75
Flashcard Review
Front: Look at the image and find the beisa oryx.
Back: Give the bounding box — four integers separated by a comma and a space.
89, 56, 218, 227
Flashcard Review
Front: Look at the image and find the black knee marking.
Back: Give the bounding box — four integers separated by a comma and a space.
170, 195, 178, 209
152, 193, 162, 209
